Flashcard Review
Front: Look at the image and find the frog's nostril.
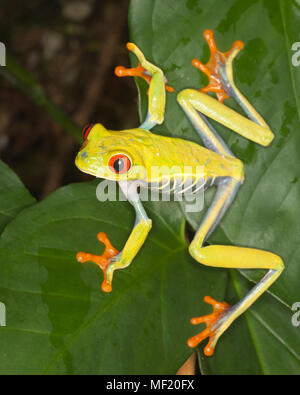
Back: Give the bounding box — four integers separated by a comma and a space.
80, 151, 88, 159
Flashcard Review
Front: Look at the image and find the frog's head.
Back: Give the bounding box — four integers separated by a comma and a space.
75, 123, 148, 181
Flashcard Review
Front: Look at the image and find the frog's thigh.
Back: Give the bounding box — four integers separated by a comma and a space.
189, 241, 284, 336
178, 89, 273, 147
188, 176, 283, 273
190, 243, 283, 271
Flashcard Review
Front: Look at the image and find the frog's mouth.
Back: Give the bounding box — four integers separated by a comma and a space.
75, 153, 114, 180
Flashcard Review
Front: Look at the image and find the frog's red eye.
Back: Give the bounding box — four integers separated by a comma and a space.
82, 123, 95, 140
108, 154, 131, 174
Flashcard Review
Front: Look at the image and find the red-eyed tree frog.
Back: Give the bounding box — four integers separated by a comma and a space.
75, 30, 284, 356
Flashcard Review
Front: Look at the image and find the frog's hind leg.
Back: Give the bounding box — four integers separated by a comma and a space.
177, 89, 234, 156
188, 250, 284, 356
192, 30, 273, 136
191, 29, 244, 103
177, 87, 274, 148
178, 30, 274, 150
187, 176, 284, 356
179, 30, 283, 356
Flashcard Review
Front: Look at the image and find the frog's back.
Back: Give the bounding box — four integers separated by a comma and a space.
147, 131, 243, 181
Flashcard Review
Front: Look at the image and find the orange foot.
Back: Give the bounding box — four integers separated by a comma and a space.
192, 29, 244, 102
187, 295, 231, 356
76, 232, 119, 293
115, 43, 174, 93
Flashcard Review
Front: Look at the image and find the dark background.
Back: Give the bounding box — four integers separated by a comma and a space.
0, 0, 139, 199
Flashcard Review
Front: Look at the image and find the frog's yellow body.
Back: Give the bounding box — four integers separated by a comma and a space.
75, 30, 284, 356
76, 125, 244, 183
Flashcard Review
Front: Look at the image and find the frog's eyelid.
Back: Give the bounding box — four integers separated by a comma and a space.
82, 123, 95, 140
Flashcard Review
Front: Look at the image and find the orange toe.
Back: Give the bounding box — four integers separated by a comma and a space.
114, 63, 149, 82
126, 42, 135, 52
187, 295, 231, 356
76, 232, 119, 293
115, 44, 174, 93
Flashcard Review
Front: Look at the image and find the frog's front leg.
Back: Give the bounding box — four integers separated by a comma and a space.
77, 180, 151, 293
115, 42, 173, 129
105, 180, 152, 288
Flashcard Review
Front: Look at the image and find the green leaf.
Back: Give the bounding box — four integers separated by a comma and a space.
199, 271, 300, 374
0, 160, 35, 233
1, 0, 299, 375
0, 181, 227, 374
129, 0, 300, 373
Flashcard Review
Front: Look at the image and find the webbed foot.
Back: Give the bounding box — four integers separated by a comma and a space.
76, 232, 119, 293
192, 29, 244, 102
187, 295, 231, 356
115, 42, 174, 93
